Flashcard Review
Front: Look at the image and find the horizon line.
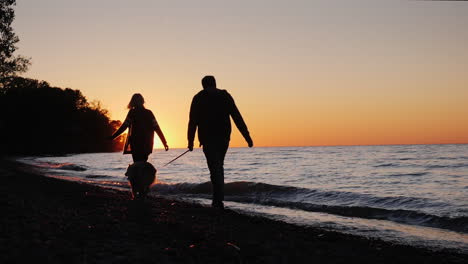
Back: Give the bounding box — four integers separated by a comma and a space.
154, 142, 468, 150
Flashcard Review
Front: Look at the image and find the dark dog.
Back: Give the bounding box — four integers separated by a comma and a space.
125, 162, 157, 200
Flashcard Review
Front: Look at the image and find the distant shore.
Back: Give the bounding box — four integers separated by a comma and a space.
1, 158, 466, 264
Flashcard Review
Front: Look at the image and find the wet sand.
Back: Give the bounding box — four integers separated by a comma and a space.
1, 158, 466, 264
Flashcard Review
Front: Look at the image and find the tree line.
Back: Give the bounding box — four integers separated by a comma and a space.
0, 77, 124, 155
0, 1, 123, 155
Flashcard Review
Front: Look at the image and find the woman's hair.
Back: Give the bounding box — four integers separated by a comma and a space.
127, 93, 145, 109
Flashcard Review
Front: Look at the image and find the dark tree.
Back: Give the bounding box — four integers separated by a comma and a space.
0, 77, 124, 155
0, 0, 30, 87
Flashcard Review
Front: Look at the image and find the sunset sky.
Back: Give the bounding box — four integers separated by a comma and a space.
13, 0, 468, 148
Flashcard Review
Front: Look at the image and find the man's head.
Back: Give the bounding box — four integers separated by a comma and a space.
202, 75, 216, 89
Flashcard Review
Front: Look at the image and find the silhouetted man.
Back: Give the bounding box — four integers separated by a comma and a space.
188, 75, 253, 209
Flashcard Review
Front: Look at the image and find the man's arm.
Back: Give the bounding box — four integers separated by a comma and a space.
226, 92, 253, 147
187, 96, 198, 151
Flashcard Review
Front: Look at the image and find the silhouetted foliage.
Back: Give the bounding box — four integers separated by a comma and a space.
0, 77, 124, 155
0, 0, 30, 86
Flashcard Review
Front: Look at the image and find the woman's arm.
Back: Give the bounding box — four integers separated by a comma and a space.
152, 114, 169, 151
155, 125, 169, 151
110, 111, 131, 139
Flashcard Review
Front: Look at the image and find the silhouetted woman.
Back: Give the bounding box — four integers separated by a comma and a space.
110, 93, 169, 162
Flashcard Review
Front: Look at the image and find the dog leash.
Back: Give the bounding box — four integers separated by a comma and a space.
162, 150, 190, 167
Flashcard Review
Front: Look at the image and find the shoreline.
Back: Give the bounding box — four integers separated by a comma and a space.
1, 158, 467, 263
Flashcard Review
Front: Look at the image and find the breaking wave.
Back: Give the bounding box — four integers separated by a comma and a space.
152, 181, 468, 233
36, 162, 87, 171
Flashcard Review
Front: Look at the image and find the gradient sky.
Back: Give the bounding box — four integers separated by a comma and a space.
13, 0, 468, 148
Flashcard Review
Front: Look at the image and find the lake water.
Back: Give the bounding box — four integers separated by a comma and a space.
19, 144, 468, 253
